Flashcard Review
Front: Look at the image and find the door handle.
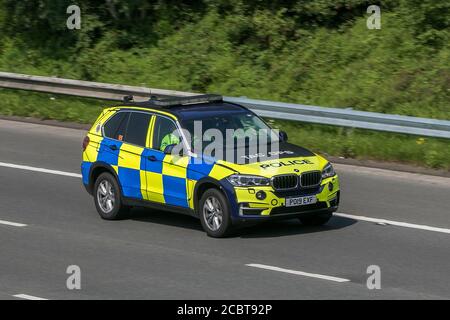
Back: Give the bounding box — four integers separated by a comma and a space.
147, 155, 157, 161
109, 145, 118, 151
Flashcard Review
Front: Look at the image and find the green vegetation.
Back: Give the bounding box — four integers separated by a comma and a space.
272, 120, 450, 170
0, 90, 104, 123
0, 0, 448, 169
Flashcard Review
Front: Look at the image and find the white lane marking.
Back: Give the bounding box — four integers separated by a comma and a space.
246, 264, 350, 283
1, 160, 449, 236
0, 161, 81, 178
335, 212, 450, 235
13, 294, 48, 300
0, 219, 27, 227
334, 163, 450, 187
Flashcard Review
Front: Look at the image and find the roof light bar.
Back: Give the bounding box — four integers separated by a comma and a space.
149, 94, 223, 107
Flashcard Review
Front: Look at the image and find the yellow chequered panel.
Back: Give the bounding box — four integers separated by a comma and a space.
118, 145, 144, 170
145, 171, 165, 203
162, 155, 188, 178
83, 145, 98, 162
89, 134, 103, 144
83, 134, 103, 162
208, 164, 233, 181
164, 154, 190, 167
187, 179, 197, 209
140, 170, 148, 200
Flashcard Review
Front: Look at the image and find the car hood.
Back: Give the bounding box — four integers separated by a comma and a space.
209, 142, 328, 177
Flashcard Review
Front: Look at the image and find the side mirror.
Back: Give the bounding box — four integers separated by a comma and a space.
163, 144, 184, 156
163, 144, 176, 154
279, 130, 288, 142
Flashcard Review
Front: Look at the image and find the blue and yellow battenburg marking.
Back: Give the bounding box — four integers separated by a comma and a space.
81, 108, 225, 210
82, 138, 221, 209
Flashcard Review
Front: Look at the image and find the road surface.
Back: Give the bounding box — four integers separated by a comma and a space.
0, 119, 449, 299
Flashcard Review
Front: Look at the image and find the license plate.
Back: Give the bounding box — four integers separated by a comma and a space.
285, 195, 317, 207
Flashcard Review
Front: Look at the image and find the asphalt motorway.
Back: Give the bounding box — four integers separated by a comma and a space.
0, 119, 449, 300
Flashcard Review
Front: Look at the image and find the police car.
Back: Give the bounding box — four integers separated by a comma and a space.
81, 95, 340, 237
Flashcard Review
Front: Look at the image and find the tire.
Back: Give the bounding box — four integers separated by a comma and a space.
199, 188, 232, 238
93, 172, 129, 220
299, 211, 332, 226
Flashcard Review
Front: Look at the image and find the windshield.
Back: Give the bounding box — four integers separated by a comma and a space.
180, 111, 280, 151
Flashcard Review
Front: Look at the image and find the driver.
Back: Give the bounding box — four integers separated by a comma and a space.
160, 132, 180, 152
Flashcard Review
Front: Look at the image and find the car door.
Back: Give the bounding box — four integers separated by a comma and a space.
115, 111, 152, 200
144, 114, 190, 208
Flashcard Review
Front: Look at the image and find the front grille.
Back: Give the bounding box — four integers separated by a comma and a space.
300, 171, 322, 188
272, 185, 322, 198
271, 174, 298, 190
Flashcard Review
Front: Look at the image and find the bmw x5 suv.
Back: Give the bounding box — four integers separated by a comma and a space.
81, 94, 340, 237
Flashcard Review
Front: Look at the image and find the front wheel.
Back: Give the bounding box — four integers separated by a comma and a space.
94, 172, 129, 220
299, 211, 332, 226
199, 188, 232, 238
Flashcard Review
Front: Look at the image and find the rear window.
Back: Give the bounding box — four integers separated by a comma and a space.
104, 112, 129, 141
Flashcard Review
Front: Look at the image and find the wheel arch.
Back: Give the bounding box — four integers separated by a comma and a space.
193, 177, 238, 217
194, 178, 222, 213
87, 162, 121, 195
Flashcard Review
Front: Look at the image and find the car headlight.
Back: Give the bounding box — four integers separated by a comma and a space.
322, 162, 336, 179
227, 174, 270, 187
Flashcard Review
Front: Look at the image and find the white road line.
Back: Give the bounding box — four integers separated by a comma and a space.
0, 219, 27, 227
0, 161, 81, 178
13, 294, 48, 300
335, 212, 450, 235
1, 160, 449, 236
246, 264, 350, 283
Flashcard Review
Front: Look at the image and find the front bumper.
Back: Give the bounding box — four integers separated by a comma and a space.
230, 175, 340, 221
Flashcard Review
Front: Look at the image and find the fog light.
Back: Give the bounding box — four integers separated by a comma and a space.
256, 191, 266, 200
328, 182, 334, 191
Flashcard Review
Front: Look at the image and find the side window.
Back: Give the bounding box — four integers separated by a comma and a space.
124, 112, 152, 147
153, 116, 179, 151
103, 112, 130, 141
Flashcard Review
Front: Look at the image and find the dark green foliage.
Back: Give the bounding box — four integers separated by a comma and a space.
0, 0, 448, 169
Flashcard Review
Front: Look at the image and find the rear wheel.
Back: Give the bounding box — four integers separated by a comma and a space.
199, 189, 232, 238
94, 172, 129, 220
299, 211, 332, 226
